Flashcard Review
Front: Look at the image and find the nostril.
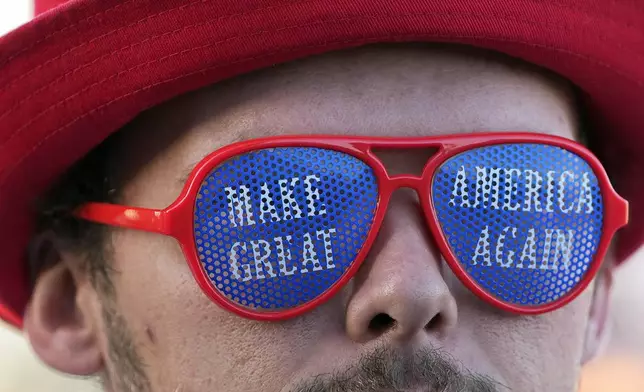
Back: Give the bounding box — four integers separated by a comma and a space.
425, 314, 443, 331
368, 313, 396, 334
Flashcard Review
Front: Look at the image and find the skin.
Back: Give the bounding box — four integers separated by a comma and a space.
24, 44, 613, 392
607, 250, 644, 356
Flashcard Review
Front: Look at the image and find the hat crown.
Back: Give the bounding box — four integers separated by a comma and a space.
35, 0, 70, 15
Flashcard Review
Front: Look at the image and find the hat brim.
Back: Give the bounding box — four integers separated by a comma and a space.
1, 0, 642, 328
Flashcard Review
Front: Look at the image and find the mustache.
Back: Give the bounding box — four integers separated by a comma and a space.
290, 346, 505, 392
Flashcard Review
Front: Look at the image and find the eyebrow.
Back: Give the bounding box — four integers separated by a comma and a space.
178, 160, 202, 186
175, 129, 283, 186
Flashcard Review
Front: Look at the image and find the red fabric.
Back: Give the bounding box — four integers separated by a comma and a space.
34, 0, 69, 15
0, 0, 642, 328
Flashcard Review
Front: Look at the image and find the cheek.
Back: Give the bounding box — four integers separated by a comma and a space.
107, 229, 338, 391
459, 288, 593, 391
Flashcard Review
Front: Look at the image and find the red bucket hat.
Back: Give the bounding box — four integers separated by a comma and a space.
0, 0, 642, 328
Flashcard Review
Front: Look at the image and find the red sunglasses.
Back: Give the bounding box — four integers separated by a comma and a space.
76, 133, 629, 320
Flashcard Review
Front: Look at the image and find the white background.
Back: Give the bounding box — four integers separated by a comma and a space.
0, 0, 31, 36
1, 1, 643, 391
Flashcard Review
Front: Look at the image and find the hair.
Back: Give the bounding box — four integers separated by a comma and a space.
32, 132, 121, 293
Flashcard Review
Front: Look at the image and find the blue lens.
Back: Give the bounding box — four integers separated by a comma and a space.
432, 143, 603, 307
194, 147, 378, 311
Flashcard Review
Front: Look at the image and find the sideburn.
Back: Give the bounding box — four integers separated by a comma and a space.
100, 293, 153, 392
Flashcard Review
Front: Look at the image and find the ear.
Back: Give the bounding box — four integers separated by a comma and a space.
23, 232, 103, 376
582, 259, 614, 364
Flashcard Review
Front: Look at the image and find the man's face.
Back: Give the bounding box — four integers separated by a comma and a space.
29, 45, 609, 391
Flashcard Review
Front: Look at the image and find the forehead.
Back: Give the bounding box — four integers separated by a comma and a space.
114, 44, 579, 206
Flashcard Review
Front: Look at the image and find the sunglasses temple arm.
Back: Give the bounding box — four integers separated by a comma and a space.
75, 202, 171, 236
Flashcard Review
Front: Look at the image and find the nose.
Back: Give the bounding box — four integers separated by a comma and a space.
345, 190, 458, 343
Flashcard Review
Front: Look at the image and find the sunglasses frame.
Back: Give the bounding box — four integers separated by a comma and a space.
76, 132, 629, 320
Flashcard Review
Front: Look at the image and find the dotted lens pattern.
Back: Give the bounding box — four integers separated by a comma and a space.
194, 147, 378, 311
432, 144, 603, 306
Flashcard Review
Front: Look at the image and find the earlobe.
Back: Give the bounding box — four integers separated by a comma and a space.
23, 235, 103, 376
582, 262, 614, 364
